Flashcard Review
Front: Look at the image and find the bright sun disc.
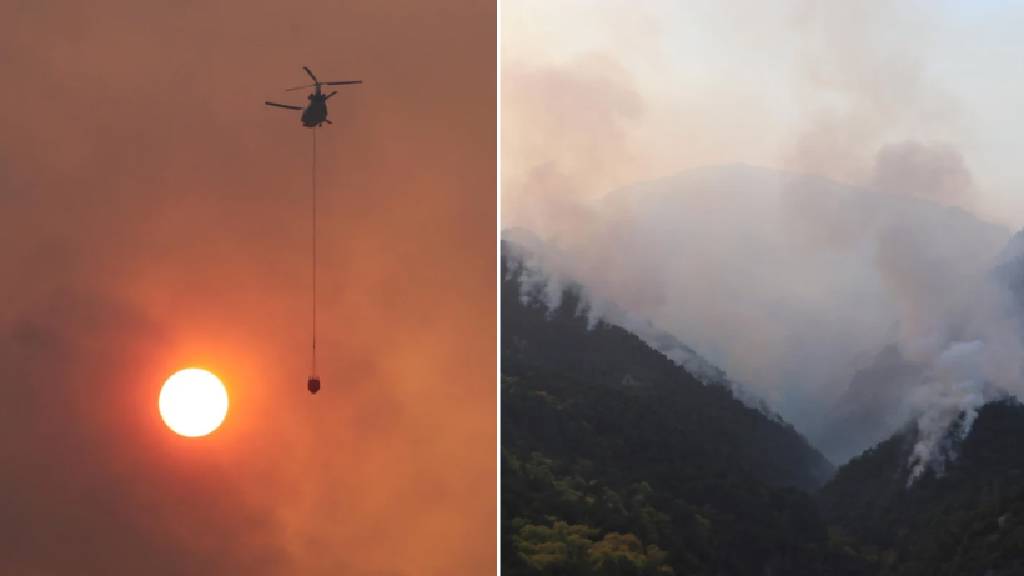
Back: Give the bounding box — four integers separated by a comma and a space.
159, 368, 229, 437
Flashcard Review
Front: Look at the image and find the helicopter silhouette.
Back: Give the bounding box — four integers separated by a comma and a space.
265, 66, 362, 127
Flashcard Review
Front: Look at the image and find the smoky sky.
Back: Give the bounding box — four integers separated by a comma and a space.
1, 1, 495, 574
503, 1, 1024, 465
504, 1, 1024, 228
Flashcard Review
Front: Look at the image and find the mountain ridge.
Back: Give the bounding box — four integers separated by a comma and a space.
818, 399, 1024, 575
502, 229, 1024, 575
501, 240, 857, 575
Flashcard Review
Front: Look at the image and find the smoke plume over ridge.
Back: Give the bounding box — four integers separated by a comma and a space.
503, 1, 1024, 468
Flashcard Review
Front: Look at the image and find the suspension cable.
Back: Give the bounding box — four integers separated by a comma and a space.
311, 126, 318, 376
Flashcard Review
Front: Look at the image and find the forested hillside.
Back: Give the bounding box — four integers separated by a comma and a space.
501, 240, 1024, 575
501, 245, 858, 575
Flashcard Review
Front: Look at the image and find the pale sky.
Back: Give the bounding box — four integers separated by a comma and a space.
503, 0, 1024, 229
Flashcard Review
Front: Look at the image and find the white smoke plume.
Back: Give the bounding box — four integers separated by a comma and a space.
906, 341, 1006, 483
503, 2, 1024, 471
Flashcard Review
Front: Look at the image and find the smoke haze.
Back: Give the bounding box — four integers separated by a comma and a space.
503, 1, 1024, 466
2, 1, 495, 574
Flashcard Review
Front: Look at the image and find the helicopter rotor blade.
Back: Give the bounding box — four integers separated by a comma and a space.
265, 101, 303, 110
323, 80, 363, 86
285, 83, 317, 92
325, 91, 338, 99
303, 66, 319, 83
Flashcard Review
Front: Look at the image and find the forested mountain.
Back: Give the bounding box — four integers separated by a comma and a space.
501, 237, 1024, 575
818, 399, 1024, 576
501, 243, 854, 575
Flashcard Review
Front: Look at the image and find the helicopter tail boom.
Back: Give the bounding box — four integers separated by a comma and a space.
265, 101, 303, 110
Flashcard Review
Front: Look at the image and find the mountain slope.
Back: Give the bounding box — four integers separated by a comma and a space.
819, 400, 1024, 576
501, 243, 857, 575
502, 242, 833, 490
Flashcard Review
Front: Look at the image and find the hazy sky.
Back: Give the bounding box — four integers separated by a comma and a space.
503, 0, 1024, 229
1, 1, 494, 574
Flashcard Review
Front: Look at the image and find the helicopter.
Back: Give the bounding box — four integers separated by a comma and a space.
265, 66, 362, 127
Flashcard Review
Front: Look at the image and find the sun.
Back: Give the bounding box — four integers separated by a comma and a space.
159, 368, 229, 437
